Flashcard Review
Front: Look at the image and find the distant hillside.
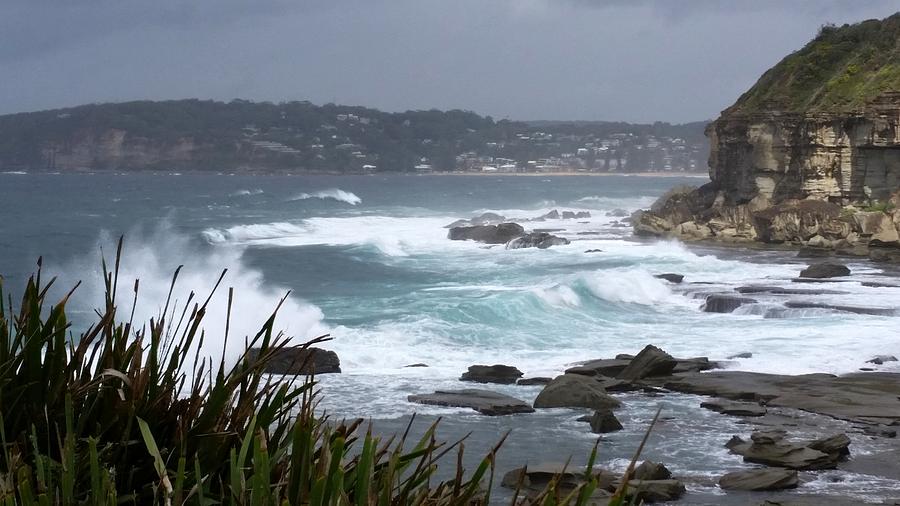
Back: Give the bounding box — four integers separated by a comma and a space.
729, 13, 900, 114
0, 99, 708, 173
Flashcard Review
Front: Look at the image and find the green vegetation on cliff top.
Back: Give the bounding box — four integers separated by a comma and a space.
730, 12, 900, 114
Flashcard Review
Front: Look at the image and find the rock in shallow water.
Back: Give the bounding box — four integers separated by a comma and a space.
407, 389, 534, 416
701, 399, 767, 417
506, 232, 570, 249
250, 347, 341, 375
701, 294, 758, 313
533, 374, 621, 410
718, 468, 799, 491
725, 430, 849, 470
589, 409, 623, 433
447, 223, 524, 244
799, 262, 851, 278
617, 345, 677, 380
459, 364, 523, 384
654, 273, 684, 283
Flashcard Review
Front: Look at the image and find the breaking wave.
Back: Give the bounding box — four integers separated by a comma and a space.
288, 188, 361, 205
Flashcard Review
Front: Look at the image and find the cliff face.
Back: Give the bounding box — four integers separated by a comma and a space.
708, 94, 900, 206
635, 14, 900, 261
43, 129, 201, 171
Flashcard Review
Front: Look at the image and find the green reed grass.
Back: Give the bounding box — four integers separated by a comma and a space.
0, 239, 655, 505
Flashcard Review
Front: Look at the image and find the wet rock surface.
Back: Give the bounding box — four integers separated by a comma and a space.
702, 294, 758, 313
506, 232, 570, 249
459, 364, 523, 384
718, 468, 799, 491
701, 399, 767, 417
799, 263, 851, 279
533, 374, 622, 410
251, 346, 341, 375
725, 430, 849, 470
589, 409, 623, 433
407, 389, 535, 416
447, 223, 524, 243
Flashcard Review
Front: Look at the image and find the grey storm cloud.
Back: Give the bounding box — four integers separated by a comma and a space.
2, 0, 898, 123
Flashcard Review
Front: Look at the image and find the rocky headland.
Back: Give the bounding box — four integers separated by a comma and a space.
634, 15, 900, 263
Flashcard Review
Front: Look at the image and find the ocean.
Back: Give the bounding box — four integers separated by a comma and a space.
2, 172, 899, 503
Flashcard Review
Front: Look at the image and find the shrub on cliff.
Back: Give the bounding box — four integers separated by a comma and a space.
730, 12, 900, 114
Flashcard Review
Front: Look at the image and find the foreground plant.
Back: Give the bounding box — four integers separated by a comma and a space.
0, 239, 657, 505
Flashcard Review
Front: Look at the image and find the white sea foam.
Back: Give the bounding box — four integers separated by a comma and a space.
57, 224, 328, 370
288, 188, 361, 205
533, 284, 582, 307
203, 216, 465, 257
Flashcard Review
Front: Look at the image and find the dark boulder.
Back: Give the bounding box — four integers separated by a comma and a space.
617, 345, 677, 380
250, 346, 341, 375
654, 273, 684, 283
799, 262, 851, 279
701, 294, 757, 313
589, 410, 624, 433
533, 374, 621, 410
585, 249, 604, 253
506, 232, 570, 249
728, 352, 753, 359
404, 363, 429, 368
407, 389, 534, 416
718, 468, 799, 491
460, 364, 523, 384
633, 461, 672, 481
448, 223, 524, 244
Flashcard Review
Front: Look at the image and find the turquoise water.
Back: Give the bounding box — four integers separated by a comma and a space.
3, 172, 900, 502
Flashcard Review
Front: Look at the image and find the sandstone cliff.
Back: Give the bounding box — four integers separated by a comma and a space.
635, 14, 900, 261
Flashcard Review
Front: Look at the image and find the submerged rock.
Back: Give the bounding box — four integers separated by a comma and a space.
459, 364, 523, 384
533, 374, 621, 410
448, 223, 524, 244
799, 262, 851, 279
250, 346, 341, 375
718, 468, 799, 491
701, 399, 767, 417
589, 409, 623, 433
654, 273, 684, 283
867, 355, 899, 365
701, 294, 757, 313
506, 232, 570, 249
407, 389, 534, 416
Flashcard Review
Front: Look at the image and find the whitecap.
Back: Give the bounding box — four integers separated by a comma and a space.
288, 188, 361, 205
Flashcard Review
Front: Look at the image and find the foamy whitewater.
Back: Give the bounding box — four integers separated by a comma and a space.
3, 173, 899, 502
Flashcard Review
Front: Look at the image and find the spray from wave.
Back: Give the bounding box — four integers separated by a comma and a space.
288, 189, 361, 205
55, 223, 328, 369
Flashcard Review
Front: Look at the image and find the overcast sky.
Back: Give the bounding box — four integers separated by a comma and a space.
2, 1, 898, 123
